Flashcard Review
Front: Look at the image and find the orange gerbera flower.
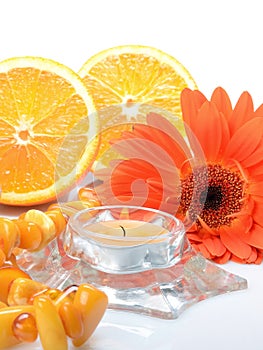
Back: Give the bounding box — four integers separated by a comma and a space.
93, 87, 263, 264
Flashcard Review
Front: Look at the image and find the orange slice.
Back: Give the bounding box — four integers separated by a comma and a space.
79, 45, 197, 168
0, 57, 99, 206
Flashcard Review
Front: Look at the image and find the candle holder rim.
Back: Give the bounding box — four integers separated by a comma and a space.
68, 205, 185, 243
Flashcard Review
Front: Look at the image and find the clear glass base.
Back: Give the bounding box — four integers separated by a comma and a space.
17, 238, 247, 320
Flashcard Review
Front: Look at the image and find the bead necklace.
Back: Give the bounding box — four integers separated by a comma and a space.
0, 187, 107, 350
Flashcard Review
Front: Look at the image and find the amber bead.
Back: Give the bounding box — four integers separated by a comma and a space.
72, 284, 108, 347
0, 218, 20, 259
13, 219, 42, 251
0, 305, 35, 348
23, 209, 56, 250
59, 300, 83, 339
0, 266, 31, 303
0, 249, 6, 267
12, 312, 38, 343
44, 288, 63, 301
8, 278, 48, 306
0, 301, 7, 309
78, 186, 102, 207
45, 209, 67, 236
34, 295, 67, 350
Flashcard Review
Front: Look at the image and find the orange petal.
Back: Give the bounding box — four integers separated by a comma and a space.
228, 91, 254, 135
113, 132, 185, 175
197, 216, 219, 236
252, 173, 263, 182
251, 195, 263, 204
220, 227, 252, 259
211, 87, 232, 120
187, 233, 203, 242
147, 112, 192, 161
240, 224, 263, 249
254, 103, 263, 117
121, 118, 190, 169
248, 161, 263, 177
194, 101, 223, 161
231, 254, 246, 263
224, 117, 263, 162
230, 215, 253, 235
252, 201, 263, 226
181, 88, 207, 131
203, 236, 227, 257
248, 180, 263, 197
254, 250, 263, 264
241, 140, 263, 168
240, 195, 254, 216
186, 222, 198, 232
246, 247, 258, 263
194, 242, 213, 259
213, 250, 231, 264
217, 112, 230, 158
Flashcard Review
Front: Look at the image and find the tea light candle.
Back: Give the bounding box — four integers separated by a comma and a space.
86, 219, 168, 245
65, 206, 185, 274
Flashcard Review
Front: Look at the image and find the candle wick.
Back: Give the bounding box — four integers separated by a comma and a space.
120, 225, 126, 237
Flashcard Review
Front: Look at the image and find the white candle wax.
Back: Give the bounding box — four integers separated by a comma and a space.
86, 219, 169, 245
66, 207, 185, 274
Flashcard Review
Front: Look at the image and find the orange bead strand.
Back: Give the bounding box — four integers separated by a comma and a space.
0, 267, 31, 304
58, 300, 84, 339
0, 305, 36, 348
0, 279, 108, 350
0, 301, 7, 309
0, 205, 68, 268
0, 218, 20, 259
0, 249, 6, 266
12, 312, 38, 343
13, 220, 42, 251
7, 278, 49, 306
45, 209, 67, 237
0, 201, 108, 350
78, 186, 102, 207
73, 284, 108, 347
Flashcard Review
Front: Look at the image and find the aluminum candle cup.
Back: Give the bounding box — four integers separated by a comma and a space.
64, 206, 186, 274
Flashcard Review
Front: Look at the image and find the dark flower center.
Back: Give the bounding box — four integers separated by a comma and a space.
202, 185, 223, 210
180, 164, 244, 229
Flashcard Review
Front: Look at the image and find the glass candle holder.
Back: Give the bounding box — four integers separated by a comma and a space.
17, 205, 247, 320
65, 205, 186, 273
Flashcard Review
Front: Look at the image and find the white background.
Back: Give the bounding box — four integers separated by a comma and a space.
0, 1, 263, 349
0, 0, 262, 107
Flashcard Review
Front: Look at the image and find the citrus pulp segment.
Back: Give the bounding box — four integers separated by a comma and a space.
0, 57, 99, 205
79, 45, 197, 117
78, 45, 197, 168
